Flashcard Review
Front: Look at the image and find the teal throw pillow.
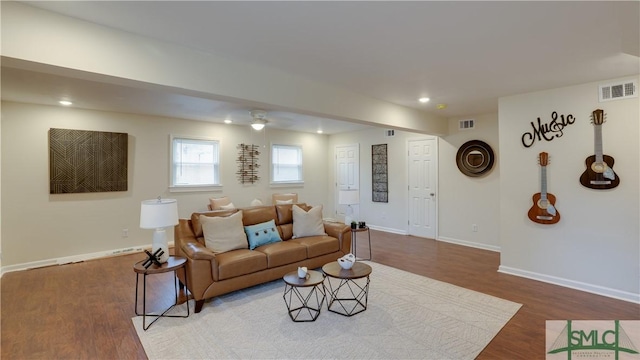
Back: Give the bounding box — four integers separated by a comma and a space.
244, 220, 282, 250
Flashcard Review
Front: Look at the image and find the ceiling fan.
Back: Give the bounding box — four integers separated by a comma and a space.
250, 109, 268, 130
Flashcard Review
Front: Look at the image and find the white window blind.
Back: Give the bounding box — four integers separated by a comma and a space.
271, 144, 303, 184
170, 136, 220, 188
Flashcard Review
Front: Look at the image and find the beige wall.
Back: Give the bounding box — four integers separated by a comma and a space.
498, 76, 639, 300
1, 102, 329, 268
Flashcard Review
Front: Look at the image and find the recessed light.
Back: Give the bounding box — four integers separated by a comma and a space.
317, 130, 323, 134
59, 100, 73, 106
436, 103, 448, 110
224, 119, 232, 124
418, 97, 430, 103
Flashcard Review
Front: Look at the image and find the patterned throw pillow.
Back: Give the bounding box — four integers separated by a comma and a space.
244, 220, 282, 250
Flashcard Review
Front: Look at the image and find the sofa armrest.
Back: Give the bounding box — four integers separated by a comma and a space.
182, 241, 216, 261
323, 221, 352, 254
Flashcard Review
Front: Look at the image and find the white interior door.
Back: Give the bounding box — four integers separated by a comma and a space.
408, 138, 437, 238
336, 144, 359, 219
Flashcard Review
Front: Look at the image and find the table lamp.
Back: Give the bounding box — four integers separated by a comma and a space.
338, 190, 359, 225
140, 197, 179, 264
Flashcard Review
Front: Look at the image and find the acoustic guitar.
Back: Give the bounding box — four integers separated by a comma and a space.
579, 109, 619, 189
528, 152, 560, 224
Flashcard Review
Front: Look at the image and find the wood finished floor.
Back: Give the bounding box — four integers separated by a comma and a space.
2, 231, 638, 359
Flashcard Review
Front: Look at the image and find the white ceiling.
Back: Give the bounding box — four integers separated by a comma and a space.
2, 1, 639, 134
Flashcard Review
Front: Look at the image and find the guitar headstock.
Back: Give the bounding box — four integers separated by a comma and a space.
538, 152, 549, 166
591, 109, 605, 125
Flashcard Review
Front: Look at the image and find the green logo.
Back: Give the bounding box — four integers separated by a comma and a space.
547, 320, 639, 360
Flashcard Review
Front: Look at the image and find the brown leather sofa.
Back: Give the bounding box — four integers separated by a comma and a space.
174, 204, 351, 313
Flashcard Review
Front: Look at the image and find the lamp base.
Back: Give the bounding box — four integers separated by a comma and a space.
151, 228, 170, 263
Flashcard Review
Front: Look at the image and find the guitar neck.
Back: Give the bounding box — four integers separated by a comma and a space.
540, 166, 548, 200
594, 124, 604, 163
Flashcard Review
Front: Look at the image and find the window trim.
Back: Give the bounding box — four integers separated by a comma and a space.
169, 135, 222, 193
270, 143, 304, 186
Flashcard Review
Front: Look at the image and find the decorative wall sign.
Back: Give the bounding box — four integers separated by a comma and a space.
456, 140, 495, 177
521, 111, 575, 148
49, 128, 128, 194
237, 143, 260, 184
371, 144, 388, 203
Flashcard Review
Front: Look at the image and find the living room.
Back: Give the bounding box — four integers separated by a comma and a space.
1, 2, 639, 359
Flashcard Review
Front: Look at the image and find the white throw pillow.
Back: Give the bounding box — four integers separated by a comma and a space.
219, 202, 235, 210
292, 205, 327, 238
250, 199, 263, 206
200, 211, 248, 254
276, 199, 293, 204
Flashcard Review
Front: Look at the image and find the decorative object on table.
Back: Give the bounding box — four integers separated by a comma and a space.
456, 140, 495, 177
140, 197, 179, 264
371, 144, 388, 202
528, 152, 560, 225
358, 221, 366, 228
49, 128, 128, 194
297, 266, 308, 279
236, 143, 260, 184
337, 253, 356, 270
350, 221, 357, 229
579, 109, 619, 190
142, 248, 165, 269
338, 189, 359, 225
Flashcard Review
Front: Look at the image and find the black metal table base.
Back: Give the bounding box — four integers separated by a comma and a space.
283, 283, 326, 322
134, 269, 190, 330
324, 276, 370, 316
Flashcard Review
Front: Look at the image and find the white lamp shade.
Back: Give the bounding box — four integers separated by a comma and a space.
140, 198, 179, 229
338, 190, 359, 205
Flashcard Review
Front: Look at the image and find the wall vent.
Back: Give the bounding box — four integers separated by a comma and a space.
459, 119, 475, 130
599, 80, 637, 102
385, 129, 395, 137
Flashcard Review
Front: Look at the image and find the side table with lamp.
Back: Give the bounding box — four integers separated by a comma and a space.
135, 197, 190, 330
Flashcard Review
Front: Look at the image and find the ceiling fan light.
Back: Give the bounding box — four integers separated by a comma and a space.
251, 119, 266, 130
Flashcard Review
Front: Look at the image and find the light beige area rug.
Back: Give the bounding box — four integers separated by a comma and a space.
133, 262, 521, 359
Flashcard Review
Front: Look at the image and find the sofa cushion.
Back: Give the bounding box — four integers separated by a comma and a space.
290, 236, 340, 258
219, 202, 236, 210
292, 205, 327, 238
244, 220, 282, 250
254, 241, 307, 268
275, 203, 309, 225
209, 196, 232, 210
242, 206, 278, 226
215, 249, 268, 280
191, 209, 238, 238
200, 211, 248, 254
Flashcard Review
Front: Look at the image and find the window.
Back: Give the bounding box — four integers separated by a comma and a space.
271, 144, 303, 184
170, 136, 220, 190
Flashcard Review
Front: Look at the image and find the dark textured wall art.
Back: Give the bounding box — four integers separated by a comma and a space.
49, 128, 128, 194
372, 144, 388, 203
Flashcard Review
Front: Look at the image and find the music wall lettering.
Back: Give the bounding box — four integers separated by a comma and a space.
521, 111, 575, 148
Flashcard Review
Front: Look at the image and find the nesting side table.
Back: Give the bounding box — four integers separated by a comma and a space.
351, 226, 372, 260
282, 270, 326, 322
134, 256, 190, 330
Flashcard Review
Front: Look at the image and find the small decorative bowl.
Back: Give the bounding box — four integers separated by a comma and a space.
338, 257, 354, 270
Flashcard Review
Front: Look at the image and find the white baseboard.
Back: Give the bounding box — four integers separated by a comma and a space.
437, 236, 501, 252
498, 265, 640, 304
0, 242, 171, 277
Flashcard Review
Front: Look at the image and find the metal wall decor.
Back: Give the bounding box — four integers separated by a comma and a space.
49, 128, 128, 194
372, 144, 388, 203
456, 140, 495, 177
237, 143, 260, 184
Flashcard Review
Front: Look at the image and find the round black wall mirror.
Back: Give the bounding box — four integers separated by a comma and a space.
456, 140, 495, 177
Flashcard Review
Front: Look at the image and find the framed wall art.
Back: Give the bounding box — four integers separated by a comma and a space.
49, 128, 128, 194
372, 144, 388, 203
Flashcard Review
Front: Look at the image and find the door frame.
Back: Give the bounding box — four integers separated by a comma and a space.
406, 136, 438, 238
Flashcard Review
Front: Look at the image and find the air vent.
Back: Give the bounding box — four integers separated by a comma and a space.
599, 80, 637, 102
459, 119, 475, 130
385, 129, 395, 137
